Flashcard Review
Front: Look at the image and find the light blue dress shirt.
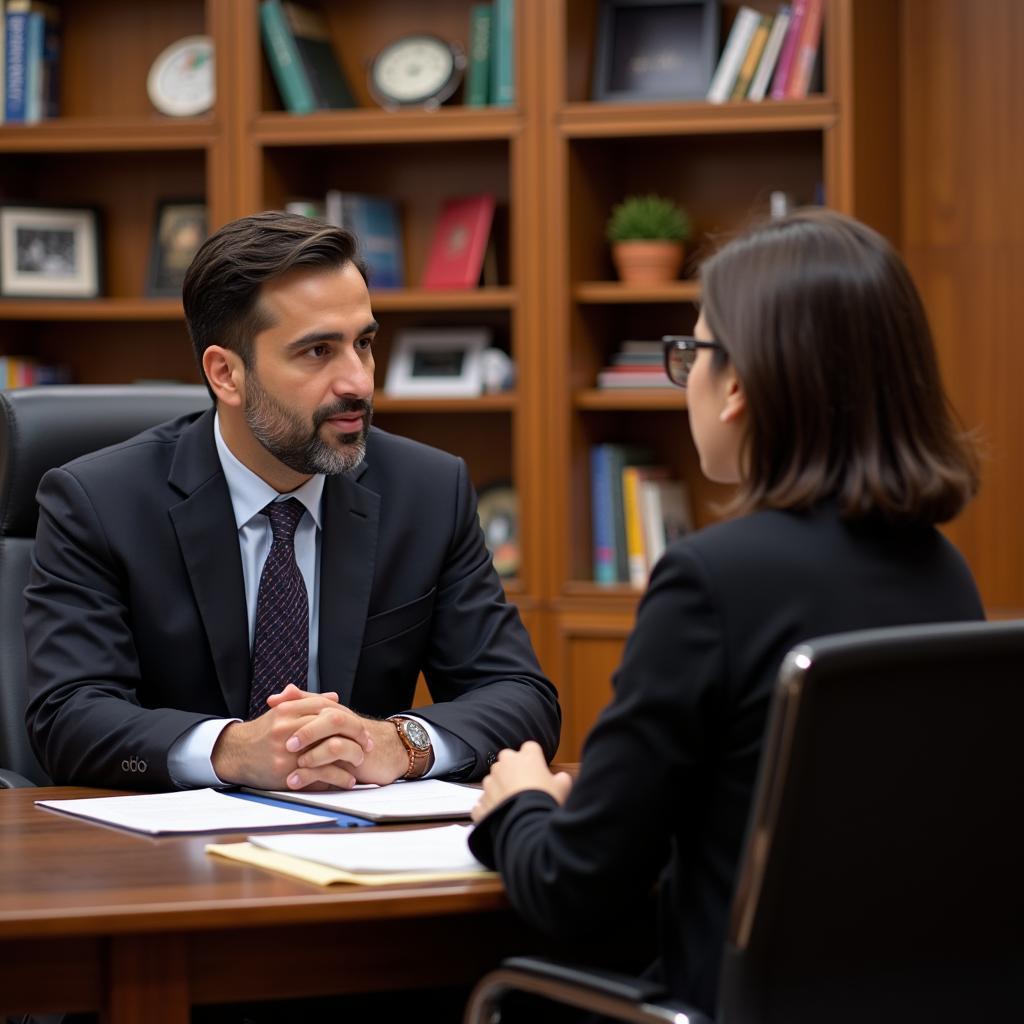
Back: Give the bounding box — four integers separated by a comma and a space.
167, 414, 464, 787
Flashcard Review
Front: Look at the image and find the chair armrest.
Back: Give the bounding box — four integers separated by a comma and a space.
463, 956, 714, 1024
0, 768, 37, 789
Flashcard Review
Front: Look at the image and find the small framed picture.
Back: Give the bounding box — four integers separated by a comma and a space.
145, 200, 208, 297
384, 327, 491, 398
592, 0, 720, 102
0, 204, 102, 298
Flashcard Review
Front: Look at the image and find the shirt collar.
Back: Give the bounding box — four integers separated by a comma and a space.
213, 412, 325, 531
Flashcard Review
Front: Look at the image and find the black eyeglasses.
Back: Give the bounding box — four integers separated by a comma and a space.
662, 336, 725, 389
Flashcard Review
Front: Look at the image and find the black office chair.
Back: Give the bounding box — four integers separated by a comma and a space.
464, 619, 1024, 1024
0, 384, 211, 788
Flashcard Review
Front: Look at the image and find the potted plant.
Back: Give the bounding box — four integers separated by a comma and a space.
605, 193, 692, 285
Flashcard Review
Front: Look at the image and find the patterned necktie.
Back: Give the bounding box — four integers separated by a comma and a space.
247, 497, 309, 721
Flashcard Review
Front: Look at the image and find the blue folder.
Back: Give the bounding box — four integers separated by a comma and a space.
223, 789, 375, 829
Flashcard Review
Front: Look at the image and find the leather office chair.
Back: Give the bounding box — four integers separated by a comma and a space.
464, 619, 1024, 1024
0, 384, 211, 788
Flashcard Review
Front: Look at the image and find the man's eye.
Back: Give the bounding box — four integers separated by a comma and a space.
309, 344, 330, 358
357, 336, 374, 351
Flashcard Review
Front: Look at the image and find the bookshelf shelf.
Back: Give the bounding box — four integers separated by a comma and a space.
0, 117, 217, 153
373, 394, 517, 414
0, 299, 184, 321
254, 108, 521, 147
575, 389, 686, 412
574, 281, 701, 304
370, 287, 517, 312
559, 97, 837, 139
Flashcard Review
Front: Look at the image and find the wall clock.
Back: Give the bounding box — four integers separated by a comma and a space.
368, 34, 466, 109
147, 36, 215, 117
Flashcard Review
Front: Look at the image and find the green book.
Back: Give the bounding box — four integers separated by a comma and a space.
259, 0, 316, 113
465, 3, 492, 107
490, 0, 515, 107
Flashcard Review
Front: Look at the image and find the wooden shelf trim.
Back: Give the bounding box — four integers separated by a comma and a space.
254, 108, 521, 146
0, 299, 184, 321
559, 97, 838, 139
374, 394, 517, 414
575, 388, 687, 411
370, 287, 517, 311
0, 117, 217, 153
573, 281, 701, 304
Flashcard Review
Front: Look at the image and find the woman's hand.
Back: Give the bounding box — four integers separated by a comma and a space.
471, 741, 573, 822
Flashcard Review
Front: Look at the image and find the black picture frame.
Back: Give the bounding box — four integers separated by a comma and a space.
145, 199, 207, 298
592, 0, 720, 102
0, 202, 103, 299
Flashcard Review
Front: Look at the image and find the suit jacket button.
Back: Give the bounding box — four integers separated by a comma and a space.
486, 751, 497, 766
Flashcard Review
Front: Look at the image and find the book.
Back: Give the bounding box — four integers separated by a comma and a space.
786, 0, 824, 98
706, 6, 762, 103
641, 478, 693, 569
3, 7, 28, 122
730, 14, 771, 100
465, 3, 492, 107
490, 0, 515, 106
770, 0, 808, 99
748, 6, 791, 102
596, 369, 672, 388
623, 465, 669, 588
9, 1, 61, 120
0, 8, 5, 123
259, 0, 355, 114
325, 191, 405, 288
207, 824, 496, 887
590, 444, 653, 583
242, 779, 482, 822
421, 194, 495, 289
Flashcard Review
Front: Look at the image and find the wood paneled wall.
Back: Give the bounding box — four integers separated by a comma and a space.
901, 0, 1024, 614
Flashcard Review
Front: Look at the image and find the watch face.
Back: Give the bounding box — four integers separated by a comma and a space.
370, 35, 462, 107
401, 719, 431, 751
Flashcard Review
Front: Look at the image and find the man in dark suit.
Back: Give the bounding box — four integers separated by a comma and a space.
24, 211, 559, 792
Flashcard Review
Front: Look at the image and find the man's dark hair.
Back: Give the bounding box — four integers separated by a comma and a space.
700, 207, 979, 526
182, 211, 367, 397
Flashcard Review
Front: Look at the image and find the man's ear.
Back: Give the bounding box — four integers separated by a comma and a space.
719, 370, 747, 424
202, 345, 245, 408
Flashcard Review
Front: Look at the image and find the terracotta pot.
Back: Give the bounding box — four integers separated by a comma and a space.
612, 240, 685, 285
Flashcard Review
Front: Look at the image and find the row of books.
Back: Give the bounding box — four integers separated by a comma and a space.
0, 356, 70, 388
591, 443, 693, 588
1, 0, 60, 123
596, 339, 671, 390
286, 192, 497, 291
707, 0, 824, 104
464, 1, 515, 108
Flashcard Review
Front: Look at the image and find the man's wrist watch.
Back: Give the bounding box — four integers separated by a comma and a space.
391, 716, 432, 780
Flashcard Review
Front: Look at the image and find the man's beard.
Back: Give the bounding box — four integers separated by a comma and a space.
244, 370, 372, 476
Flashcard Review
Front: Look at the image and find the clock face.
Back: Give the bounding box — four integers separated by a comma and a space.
147, 35, 215, 117
370, 35, 463, 107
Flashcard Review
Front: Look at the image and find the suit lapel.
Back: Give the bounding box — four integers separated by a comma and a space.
318, 466, 379, 706
167, 411, 251, 719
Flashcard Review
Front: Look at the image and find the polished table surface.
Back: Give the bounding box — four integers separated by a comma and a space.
0, 786, 530, 1022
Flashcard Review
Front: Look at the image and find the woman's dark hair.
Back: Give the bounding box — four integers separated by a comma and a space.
700, 207, 978, 526
182, 211, 367, 396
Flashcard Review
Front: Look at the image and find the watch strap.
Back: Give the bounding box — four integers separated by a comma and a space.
391, 716, 431, 780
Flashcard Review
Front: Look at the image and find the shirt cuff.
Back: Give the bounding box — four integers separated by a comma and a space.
167, 718, 240, 789
405, 715, 475, 779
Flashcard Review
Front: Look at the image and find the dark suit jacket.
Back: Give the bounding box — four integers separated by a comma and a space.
24, 410, 559, 789
469, 502, 984, 1015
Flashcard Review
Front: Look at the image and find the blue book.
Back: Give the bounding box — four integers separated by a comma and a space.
4, 11, 29, 123
591, 445, 617, 584
490, 0, 515, 107
326, 191, 405, 289
24, 10, 42, 123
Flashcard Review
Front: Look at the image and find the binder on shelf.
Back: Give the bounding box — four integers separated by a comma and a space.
706, 5, 761, 103
325, 191, 405, 289
748, 6, 791, 102
465, 3, 492, 107
490, 0, 515, 107
259, 0, 355, 114
422, 194, 495, 290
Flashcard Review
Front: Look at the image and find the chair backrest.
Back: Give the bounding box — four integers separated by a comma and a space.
0, 385, 211, 784
721, 619, 1024, 1024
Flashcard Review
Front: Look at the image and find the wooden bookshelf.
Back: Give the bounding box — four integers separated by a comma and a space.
0, 0, 903, 758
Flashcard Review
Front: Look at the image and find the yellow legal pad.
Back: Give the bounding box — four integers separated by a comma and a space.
206, 841, 498, 887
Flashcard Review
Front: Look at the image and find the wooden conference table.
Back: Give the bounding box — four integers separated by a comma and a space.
0, 786, 534, 1023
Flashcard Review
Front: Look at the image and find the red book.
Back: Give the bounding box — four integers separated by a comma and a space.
770, 0, 808, 100
422, 194, 496, 289
786, 0, 824, 98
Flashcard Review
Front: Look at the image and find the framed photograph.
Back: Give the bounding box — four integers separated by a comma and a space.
592, 0, 720, 102
145, 200, 208, 297
477, 483, 520, 578
0, 204, 102, 298
384, 327, 491, 398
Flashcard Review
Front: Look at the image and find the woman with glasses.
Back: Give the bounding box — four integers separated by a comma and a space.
468, 208, 984, 1017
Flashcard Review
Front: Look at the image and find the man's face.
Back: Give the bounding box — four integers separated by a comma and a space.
244, 263, 377, 477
